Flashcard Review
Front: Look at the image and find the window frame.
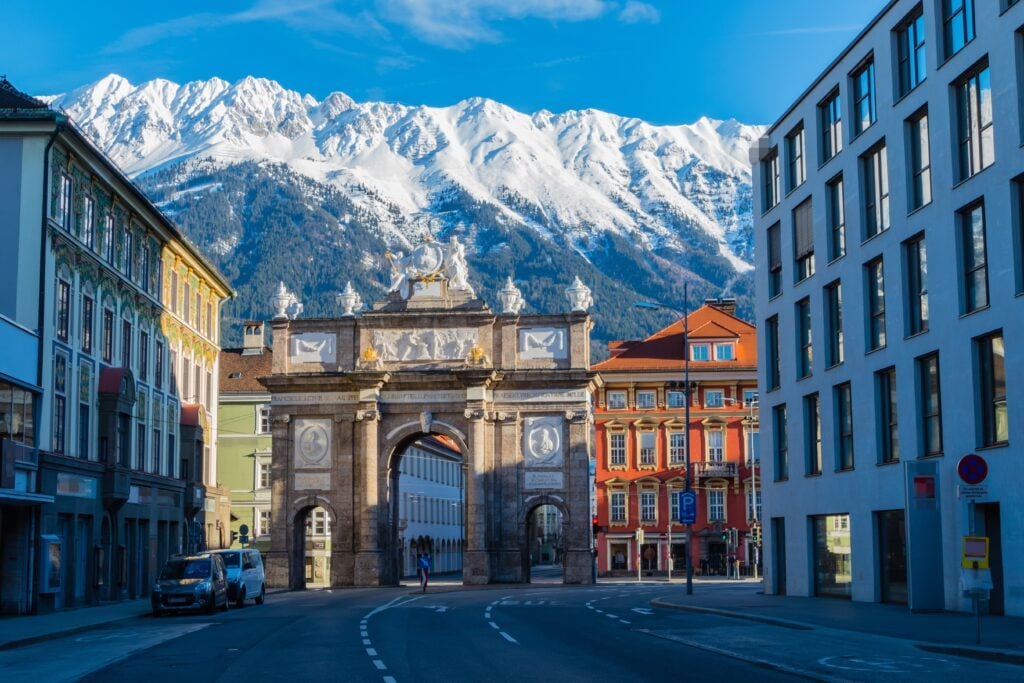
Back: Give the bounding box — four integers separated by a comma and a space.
704, 389, 724, 408
766, 316, 780, 391
907, 108, 932, 211
762, 147, 781, 213
804, 392, 822, 476
876, 366, 899, 464
796, 297, 813, 379
943, 0, 975, 60
954, 61, 994, 182
785, 123, 806, 193
917, 352, 944, 456
895, 6, 927, 97
818, 89, 842, 164
825, 280, 844, 368
865, 257, 887, 352
861, 142, 890, 239
834, 382, 854, 471
958, 199, 989, 314
607, 391, 627, 410
975, 331, 1008, 447
768, 222, 783, 298
903, 233, 929, 336
851, 57, 877, 137
772, 404, 788, 481
826, 175, 846, 262
636, 390, 656, 410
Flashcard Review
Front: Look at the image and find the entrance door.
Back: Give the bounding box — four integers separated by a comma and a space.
975, 503, 1004, 615
74, 517, 90, 605
706, 542, 726, 576
877, 510, 907, 604
772, 517, 786, 595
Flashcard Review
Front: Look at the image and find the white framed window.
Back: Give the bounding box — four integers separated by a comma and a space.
670, 489, 680, 522
610, 491, 626, 523
691, 344, 710, 361
667, 391, 685, 408
707, 430, 724, 461
307, 508, 330, 536
258, 509, 271, 537
708, 488, 725, 521
610, 433, 626, 466
743, 389, 758, 407
714, 343, 735, 361
636, 391, 656, 409
668, 432, 686, 465
607, 391, 627, 409
257, 406, 270, 434
705, 390, 724, 408
258, 460, 271, 489
639, 431, 656, 466
746, 486, 762, 521
640, 490, 656, 523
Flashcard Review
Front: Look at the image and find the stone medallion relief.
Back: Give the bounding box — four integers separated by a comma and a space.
370, 327, 477, 362
518, 327, 567, 360
294, 419, 332, 469
290, 332, 337, 364
522, 415, 564, 467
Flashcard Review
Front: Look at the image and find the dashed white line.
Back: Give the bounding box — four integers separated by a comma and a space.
362, 638, 372, 645
366, 648, 378, 657
373, 660, 387, 671
500, 631, 518, 644
383, 677, 397, 683
619, 619, 631, 625
605, 614, 617, 619
489, 621, 499, 629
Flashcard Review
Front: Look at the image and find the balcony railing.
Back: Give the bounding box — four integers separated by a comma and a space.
694, 461, 737, 478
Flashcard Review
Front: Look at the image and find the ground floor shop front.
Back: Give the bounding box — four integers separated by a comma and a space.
598, 529, 761, 578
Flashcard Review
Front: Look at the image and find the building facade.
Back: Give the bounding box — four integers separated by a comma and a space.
753, 0, 1024, 615
396, 435, 464, 577
593, 301, 759, 577
0, 80, 232, 614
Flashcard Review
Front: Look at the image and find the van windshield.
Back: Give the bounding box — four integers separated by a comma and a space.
219, 552, 240, 568
160, 559, 211, 580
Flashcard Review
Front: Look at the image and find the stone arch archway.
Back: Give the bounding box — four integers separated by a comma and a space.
260, 240, 599, 588
287, 496, 339, 589
522, 494, 571, 582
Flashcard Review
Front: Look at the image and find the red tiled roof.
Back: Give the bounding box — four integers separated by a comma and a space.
593, 304, 756, 372
219, 348, 273, 394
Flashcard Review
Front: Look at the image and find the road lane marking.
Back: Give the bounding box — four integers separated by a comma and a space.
373, 660, 386, 670
631, 608, 654, 615
619, 620, 631, 625
489, 621, 499, 629
366, 648, 378, 657
363, 639, 372, 645
500, 632, 518, 644
383, 677, 397, 683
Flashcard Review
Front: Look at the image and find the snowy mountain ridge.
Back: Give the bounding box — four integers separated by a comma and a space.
46, 74, 764, 272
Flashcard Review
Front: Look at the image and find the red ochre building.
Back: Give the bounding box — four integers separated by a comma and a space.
593, 300, 760, 577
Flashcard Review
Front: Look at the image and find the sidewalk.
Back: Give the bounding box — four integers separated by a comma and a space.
651, 582, 1024, 662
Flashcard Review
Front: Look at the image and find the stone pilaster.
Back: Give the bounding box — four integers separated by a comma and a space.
331, 412, 356, 586
463, 408, 491, 584
563, 409, 593, 584
353, 407, 382, 585
266, 410, 291, 588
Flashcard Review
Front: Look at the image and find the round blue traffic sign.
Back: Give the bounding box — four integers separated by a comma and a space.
958, 454, 988, 485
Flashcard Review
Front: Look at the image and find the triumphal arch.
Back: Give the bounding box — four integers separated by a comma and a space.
260, 237, 601, 587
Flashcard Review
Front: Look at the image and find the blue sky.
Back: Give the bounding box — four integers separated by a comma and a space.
3, 0, 887, 125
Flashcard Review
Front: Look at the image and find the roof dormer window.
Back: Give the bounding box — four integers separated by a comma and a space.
714, 343, 735, 361
690, 344, 710, 361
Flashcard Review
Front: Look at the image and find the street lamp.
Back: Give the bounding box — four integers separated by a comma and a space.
635, 282, 694, 595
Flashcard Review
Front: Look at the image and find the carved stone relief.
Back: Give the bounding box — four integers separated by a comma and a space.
518, 327, 568, 360
522, 415, 564, 467
290, 333, 337, 364
294, 419, 331, 469
370, 327, 477, 362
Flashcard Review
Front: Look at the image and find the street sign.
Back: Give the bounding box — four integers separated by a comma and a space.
957, 453, 988, 485
957, 485, 988, 500
962, 536, 990, 569
679, 491, 697, 525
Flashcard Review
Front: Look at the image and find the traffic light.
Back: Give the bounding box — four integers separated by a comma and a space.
720, 529, 727, 542
230, 530, 238, 546
592, 515, 601, 537
752, 524, 762, 547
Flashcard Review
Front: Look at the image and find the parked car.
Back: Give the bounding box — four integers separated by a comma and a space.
152, 553, 230, 615
212, 548, 266, 607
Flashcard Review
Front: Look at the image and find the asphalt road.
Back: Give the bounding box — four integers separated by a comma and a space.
3, 581, 1022, 682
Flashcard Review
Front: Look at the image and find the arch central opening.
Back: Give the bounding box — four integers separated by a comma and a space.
389, 434, 466, 586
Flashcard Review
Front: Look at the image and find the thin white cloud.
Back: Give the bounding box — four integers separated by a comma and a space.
376, 0, 609, 49
758, 24, 862, 37
618, 1, 660, 25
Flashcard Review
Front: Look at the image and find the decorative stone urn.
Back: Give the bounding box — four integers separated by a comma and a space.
336, 281, 364, 317
497, 276, 525, 315
272, 282, 291, 320
564, 276, 593, 312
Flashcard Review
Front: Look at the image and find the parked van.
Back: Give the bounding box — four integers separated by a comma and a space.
212, 549, 266, 607
152, 553, 230, 615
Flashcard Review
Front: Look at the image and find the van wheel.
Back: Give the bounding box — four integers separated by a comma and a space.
255, 584, 265, 605
235, 588, 246, 608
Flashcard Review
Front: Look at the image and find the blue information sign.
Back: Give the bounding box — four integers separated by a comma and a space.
679, 491, 697, 525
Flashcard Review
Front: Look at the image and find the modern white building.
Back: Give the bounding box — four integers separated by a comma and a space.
753, 0, 1024, 615
397, 436, 464, 577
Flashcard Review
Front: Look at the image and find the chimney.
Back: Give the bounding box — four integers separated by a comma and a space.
704, 298, 737, 316
242, 321, 265, 355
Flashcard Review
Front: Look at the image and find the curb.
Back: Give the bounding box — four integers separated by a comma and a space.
649, 598, 814, 630
0, 611, 148, 652
915, 643, 1024, 667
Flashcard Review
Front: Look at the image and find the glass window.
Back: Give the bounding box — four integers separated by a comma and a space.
102, 213, 115, 263
669, 432, 686, 464
670, 489, 680, 522
796, 298, 812, 379
827, 175, 846, 261
959, 201, 989, 313
53, 395, 66, 454
866, 258, 886, 351
908, 110, 931, 210
714, 344, 734, 361
976, 332, 1008, 446
813, 514, 852, 598
943, 0, 975, 59
139, 330, 149, 382
766, 316, 780, 391
58, 173, 73, 228
667, 391, 685, 408
56, 279, 71, 342
852, 59, 876, 136
102, 309, 113, 363
122, 227, 134, 279
691, 345, 710, 361
918, 353, 943, 456
773, 404, 788, 481
768, 222, 782, 298
639, 431, 656, 466
610, 433, 626, 465
151, 428, 161, 473
607, 391, 626, 409
955, 64, 993, 181
862, 144, 890, 238
258, 406, 271, 434
896, 9, 927, 96
819, 89, 842, 162
904, 234, 929, 335
82, 196, 95, 249
0, 381, 36, 446
640, 491, 656, 522
793, 198, 814, 282
825, 281, 844, 367
746, 486, 762, 521
743, 389, 758, 407
786, 124, 805, 192
81, 295, 94, 354
835, 382, 854, 470
259, 510, 272, 537
155, 340, 164, 390
877, 367, 899, 464
121, 319, 133, 369
610, 491, 626, 522
259, 461, 271, 489
804, 393, 821, 475
707, 429, 724, 461
704, 390, 723, 408
762, 147, 780, 211
708, 489, 725, 521
636, 391, 656, 409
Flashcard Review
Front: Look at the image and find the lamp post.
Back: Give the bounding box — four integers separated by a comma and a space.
635, 283, 694, 595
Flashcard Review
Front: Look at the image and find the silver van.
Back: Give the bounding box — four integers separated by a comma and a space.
212, 549, 266, 607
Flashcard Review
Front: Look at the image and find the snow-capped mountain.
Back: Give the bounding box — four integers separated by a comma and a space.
44, 74, 764, 351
